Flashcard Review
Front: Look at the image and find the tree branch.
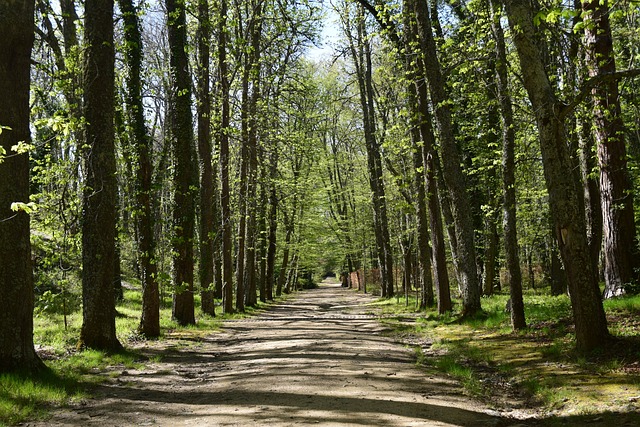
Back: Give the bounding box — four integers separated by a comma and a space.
560, 69, 640, 119
354, 0, 401, 47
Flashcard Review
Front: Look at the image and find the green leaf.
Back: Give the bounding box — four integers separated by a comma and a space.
11, 141, 35, 154
10, 202, 38, 214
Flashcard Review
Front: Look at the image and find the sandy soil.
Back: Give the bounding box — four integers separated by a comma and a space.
28, 283, 530, 426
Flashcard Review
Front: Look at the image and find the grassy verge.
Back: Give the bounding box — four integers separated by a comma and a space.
1, 286, 284, 426
371, 289, 640, 420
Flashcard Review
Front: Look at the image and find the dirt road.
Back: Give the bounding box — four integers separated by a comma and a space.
31, 283, 521, 426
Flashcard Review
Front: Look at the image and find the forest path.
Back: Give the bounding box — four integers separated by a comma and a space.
32, 283, 524, 426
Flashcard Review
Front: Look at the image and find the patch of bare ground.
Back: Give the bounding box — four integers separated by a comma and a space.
24, 283, 542, 427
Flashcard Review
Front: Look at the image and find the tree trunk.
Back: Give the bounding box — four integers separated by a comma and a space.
196, 0, 215, 317
413, 75, 452, 314
257, 169, 268, 303
277, 213, 294, 296
347, 8, 394, 297
578, 108, 602, 277
582, 0, 638, 298
167, 0, 196, 326
80, 0, 122, 350
265, 145, 278, 301
235, 51, 249, 313
504, 0, 609, 351
403, 1, 435, 309
570, 0, 602, 277
413, 0, 480, 315
117, 0, 160, 337
490, 0, 525, 329
244, 0, 263, 308
0, 0, 43, 371
218, 0, 234, 314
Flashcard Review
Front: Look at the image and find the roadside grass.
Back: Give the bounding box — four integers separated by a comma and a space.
2, 286, 284, 426
372, 288, 640, 418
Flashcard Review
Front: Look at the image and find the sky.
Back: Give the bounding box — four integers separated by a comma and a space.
305, 1, 341, 62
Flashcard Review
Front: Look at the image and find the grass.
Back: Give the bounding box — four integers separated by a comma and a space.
372, 286, 640, 419
2, 285, 285, 426
0, 369, 82, 426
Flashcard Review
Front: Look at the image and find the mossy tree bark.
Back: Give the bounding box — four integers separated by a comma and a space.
582, 0, 639, 298
412, 0, 481, 315
504, 0, 609, 351
167, 0, 196, 325
196, 0, 216, 317
118, 0, 160, 337
80, 0, 122, 350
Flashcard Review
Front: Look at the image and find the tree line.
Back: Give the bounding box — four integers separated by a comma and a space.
1, 0, 639, 372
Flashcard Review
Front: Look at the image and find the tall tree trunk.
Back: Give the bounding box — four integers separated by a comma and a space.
582, 0, 638, 297
504, 0, 609, 351
413, 0, 480, 315
118, 0, 160, 337
80, 0, 122, 350
257, 168, 268, 303
0, 0, 43, 371
403, 0, 435, 309
235, 62, 249, 311
218, 0, 234, 314
277, 211, 295, 296
244, 0, 264, 308
347, 8, 394, 297
265, 145, 278, 301
570, 0, 602, 276
490, 0, 525, 329
197, 0, 216, 316
578, 107, 602, 275
167, 0, 196, 326
413, 67, 452, 314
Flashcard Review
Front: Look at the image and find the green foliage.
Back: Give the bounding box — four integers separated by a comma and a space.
10, 202, 37, 214
0, 370, 83, 427
34, 289, 79, 315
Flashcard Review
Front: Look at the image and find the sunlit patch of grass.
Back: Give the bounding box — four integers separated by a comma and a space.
0, 350, 145, 425
0, 369, 84, 427
432, 354, 483, 396
0, 346, 143, 427
378, 288, 640, 416
604, 293, 640, 312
